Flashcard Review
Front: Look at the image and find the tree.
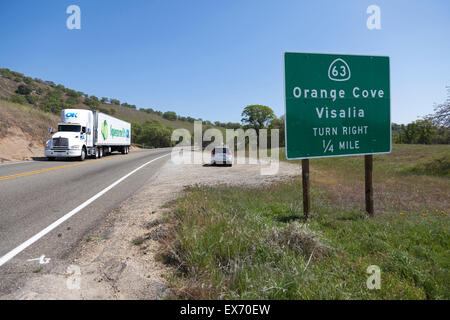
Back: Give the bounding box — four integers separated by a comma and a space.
84, 96, 100, 108
269, 115, 285, 147
66, 88, 80, 98
131, 120, 173, 148
241, 105, 275, 134
23, 77, 33, 85
163, 111, 177, 121
16, 84, 32, 95
10, 94, 27, 104
402, 119, 437, 144
426, 86, 450, 128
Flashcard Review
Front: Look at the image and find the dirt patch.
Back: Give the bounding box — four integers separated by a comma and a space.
0, 127, 45, 162
0, 100, 58, 162
129, 145, 142, 151
3, 151, 299, 300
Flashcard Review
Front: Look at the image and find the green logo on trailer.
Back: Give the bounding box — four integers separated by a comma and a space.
284, 52, 391, 159
101, 120, 108, 140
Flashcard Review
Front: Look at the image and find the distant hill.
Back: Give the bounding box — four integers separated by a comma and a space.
0, 68, 212, 132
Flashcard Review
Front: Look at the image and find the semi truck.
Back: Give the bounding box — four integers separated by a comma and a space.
45, 109, 131, 161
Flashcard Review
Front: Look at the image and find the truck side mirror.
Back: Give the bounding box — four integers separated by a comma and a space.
87, 128, 91, 135
49, 127, 53, 134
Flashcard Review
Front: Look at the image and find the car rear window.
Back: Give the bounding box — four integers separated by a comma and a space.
213, 148, 229, 153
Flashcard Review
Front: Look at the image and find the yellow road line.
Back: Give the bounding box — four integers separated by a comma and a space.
0, 153, 135, 182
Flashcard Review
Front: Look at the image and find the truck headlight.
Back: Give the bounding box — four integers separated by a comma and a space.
70, 145, 81, 149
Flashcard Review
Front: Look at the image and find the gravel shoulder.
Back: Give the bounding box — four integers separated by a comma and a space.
2, 152, 299, 300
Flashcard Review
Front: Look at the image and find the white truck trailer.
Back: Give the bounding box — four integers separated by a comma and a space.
45, 109, 131, 161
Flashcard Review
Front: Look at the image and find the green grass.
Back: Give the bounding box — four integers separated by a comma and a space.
86, 235, 103, 242
163, 144, 449, 299
407, 157, 450, 177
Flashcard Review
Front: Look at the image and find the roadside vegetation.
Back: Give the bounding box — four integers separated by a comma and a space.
161, 144, 449, 299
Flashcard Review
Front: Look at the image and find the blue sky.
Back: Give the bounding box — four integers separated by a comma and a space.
0, 0, 449, 124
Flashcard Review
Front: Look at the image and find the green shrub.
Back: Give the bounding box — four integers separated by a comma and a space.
163, 111, 177, 121
16, 84, 32, 95
25, 95, 37, 104
66, 95, 80, 105
95, 106, 116, 116
65, 88, 80, 98
121, 102, 136, 109
408, 157, 450, 177
23, 77, 34, 85
10, 94, 27, 104
0, 68, 14, 79
84, 96, 100, 108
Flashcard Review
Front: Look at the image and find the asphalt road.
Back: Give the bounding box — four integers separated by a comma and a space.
0, 149, 171, 295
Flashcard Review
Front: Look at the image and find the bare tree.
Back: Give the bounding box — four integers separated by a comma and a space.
426, 86, 450, 128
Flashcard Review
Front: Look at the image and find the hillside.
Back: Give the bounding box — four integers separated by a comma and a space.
0, 99, 59, 161
0, 68, 201, 131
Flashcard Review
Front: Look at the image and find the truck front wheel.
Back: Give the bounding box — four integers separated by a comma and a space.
79, 148, 86, 161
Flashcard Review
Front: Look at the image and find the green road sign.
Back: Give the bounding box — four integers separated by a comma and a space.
284, 52, 391, 159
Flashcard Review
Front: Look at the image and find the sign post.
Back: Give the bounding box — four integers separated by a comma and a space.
284, 52, 390, 217
302, 159, 311, 220
365, 155, 374, 216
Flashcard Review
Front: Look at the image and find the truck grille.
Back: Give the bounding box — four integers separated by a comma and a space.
52, 137, 69, 149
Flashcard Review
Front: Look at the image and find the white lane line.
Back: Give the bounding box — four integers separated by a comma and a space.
0, 161, 30, 167
0, 152, 171, 267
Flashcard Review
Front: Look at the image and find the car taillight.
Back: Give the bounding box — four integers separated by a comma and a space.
212, 151, 215, 155
226, 152, 231, 156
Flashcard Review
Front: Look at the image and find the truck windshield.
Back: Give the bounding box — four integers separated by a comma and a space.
58, 125, 81, 132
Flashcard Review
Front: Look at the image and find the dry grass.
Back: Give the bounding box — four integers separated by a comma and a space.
0, 99, 59, 143
269, 222, 330, 260
306, 145, 450, 214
